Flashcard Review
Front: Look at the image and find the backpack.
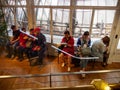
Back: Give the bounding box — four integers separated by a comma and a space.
81, 47, 91, 56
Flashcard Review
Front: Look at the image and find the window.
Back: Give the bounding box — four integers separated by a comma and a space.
92, 10, 115, 38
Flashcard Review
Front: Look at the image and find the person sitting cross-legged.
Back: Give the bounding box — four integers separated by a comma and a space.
59, 30, 74, 72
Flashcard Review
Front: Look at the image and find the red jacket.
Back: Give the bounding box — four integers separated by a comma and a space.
61, 36, 74, 55
19, 33, 28, 48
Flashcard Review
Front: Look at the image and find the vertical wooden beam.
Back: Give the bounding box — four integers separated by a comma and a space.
61, 0, 64, 31
70, 0, 77, 35
69, 0, 73, 35
108, 0, 120, 63
50, 8, 53, 43
26, 0, 35, 29
89, 9, 95, 35
13, 0, 17, 27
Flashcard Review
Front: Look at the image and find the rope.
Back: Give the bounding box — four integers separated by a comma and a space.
51, 45, 99, 60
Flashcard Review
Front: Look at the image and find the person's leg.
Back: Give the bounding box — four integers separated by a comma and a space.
6, 41, 12, 58
103, 52, 109, 66
17, 46, 24, 61
38, 47, 46, 65
80, 59, 88, 71
80, 59, 88, 77
13, 41, 19, 57
25, 48, 31, 59
60, 53, 66, 67
67, 55, 72, 71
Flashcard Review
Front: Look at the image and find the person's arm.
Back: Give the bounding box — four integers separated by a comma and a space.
88, 39, 91, 47
37, 34, 46, 49
10, 36, 20, 44
23, 35, 28, 40
99, 43, 106, 54
10, 37, 14, 42
77, 38, 81, 47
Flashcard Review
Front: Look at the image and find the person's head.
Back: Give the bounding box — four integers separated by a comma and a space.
82, 31, 89, 39
64, 30, 70, 38
29, 28, 34, 34
83, 31, 89, 36
21, 27, 26, 32
11, 25, 16, 31
102, 36, 110, 46
34, 27, 41, 35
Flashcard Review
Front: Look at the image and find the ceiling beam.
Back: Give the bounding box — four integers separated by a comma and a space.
1, 5, 118, 10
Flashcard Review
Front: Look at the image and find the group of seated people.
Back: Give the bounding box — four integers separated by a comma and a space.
59, 30, 110, 77
5, 25, 110, 78
6, 25, 46, 65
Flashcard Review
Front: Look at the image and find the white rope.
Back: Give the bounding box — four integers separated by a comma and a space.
51, 45, 99, 60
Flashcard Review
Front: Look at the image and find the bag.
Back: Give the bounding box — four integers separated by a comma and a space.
81, 47, 91, 56
72, 56, 80, 67
58, 45, 64, 54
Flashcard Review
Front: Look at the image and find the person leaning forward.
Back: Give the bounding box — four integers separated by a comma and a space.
91, 36, 110, 67
33, 27, 46, 65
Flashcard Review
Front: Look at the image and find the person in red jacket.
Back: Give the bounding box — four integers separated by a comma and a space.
17, 28, 28, 61
29, 27, 46, 65
60, 30, 74, 71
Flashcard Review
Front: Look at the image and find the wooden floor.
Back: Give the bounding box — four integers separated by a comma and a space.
0, 51, 120, 90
